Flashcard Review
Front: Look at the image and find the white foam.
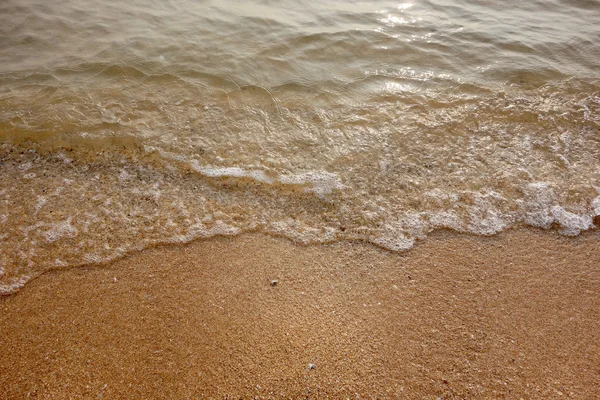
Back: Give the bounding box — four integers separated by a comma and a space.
83, 253, 103, 264
119, 169, 131, 181
550, 206, 592, 236
152, 148, 344, 198
18, 162, 32, 171
519, 182, 556, 228
513, 182, 597, 235
57, 153, 73, 164
193, 165, 275, 184
181, 220, 241, 242
0, 275, 30, 296
372, 227, 415, 251
278, 171, 344, 198
99, 108, 121, 124
34, 197, 47, 214
41, 218, 79, 243
591, 192, 600, 215
192, 163, 343, 198
267, 219, 338, 244
427, 210, 463, 231
465, 191, 510, 235
424, 188, 459, 202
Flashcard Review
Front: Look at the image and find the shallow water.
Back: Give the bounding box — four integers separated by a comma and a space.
1, 0, 600, 293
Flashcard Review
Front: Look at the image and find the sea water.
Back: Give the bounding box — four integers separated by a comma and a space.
1, 0, 599, 293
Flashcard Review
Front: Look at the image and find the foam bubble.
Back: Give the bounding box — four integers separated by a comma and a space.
41, 218, 79, 243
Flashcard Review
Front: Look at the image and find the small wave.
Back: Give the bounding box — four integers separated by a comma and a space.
2, 137, 600, 296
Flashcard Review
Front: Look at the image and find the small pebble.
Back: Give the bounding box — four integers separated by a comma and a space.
270, 279, 279, 287
308, 363, 315, 370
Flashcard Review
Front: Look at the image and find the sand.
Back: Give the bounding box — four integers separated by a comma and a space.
1, 229, 599, 399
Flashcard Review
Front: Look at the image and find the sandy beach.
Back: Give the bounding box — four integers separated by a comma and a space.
2, 0, 600, 398
1, 229, 599, 399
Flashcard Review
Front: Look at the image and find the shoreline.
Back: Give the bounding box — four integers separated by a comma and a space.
1, 229, 599, 398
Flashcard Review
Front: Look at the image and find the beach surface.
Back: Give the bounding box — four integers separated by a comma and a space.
1, 229, 599, 399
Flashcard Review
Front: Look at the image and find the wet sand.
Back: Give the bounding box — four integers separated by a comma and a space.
1, 230, 599, 399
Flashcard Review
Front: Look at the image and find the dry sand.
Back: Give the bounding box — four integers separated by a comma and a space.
1, 229, 599, 399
